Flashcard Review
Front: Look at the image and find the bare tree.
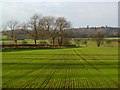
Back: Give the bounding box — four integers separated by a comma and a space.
94, 32, 105, 47
55, 17, 71, 46
42, 16, 55, 31
50, 30, 58, 45
2, 20, 18, 44
41, 16, 58, 45
41, 16, 55, 43
20, 23, 30, 39
22, 14, 42, 44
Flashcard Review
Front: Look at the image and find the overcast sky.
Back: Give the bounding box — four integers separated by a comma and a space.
0, 0, 119, 30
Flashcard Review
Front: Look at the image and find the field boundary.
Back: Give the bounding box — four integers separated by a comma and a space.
2, 44, 76, 49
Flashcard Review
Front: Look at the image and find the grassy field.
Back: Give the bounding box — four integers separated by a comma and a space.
2, 47, 118, 88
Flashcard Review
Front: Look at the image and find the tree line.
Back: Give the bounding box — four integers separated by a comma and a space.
2, 14, 71, 45
2, 13, 119, 47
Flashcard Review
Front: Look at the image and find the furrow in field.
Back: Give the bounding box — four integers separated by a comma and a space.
59, 49, 85, 88
75, 49, 118, 70
76, 50, 110, 65
22, 50, 58, 88
2, 50, 57, 88
73, 49, 99, 72
39, 66, 58, 88
2, 70, 35, 87
2, 47, 118, 88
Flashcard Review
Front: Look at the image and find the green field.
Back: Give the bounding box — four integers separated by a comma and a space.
2, 47, 118, 88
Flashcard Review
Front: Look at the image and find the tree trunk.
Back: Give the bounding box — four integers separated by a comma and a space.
34, 39, 37, 44
60, 37, 63, 46
52, 37, 55, 45
58, 36, 63, 46
58, 37, 60, 45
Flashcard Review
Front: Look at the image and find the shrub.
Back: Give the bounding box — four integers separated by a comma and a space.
22, 40, 28, 44
39, 41, 49, 45
71, 39, 81, 46
105, 39, 113, 47
81, 40, 87, 46
62, 38, 71, 45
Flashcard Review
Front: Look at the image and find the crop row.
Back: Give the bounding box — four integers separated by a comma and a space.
2, 48, 118, 88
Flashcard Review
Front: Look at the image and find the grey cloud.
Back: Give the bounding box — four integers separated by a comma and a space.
1, 2, 118, 28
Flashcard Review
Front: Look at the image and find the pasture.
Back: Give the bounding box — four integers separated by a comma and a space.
2, 47, 118, 88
